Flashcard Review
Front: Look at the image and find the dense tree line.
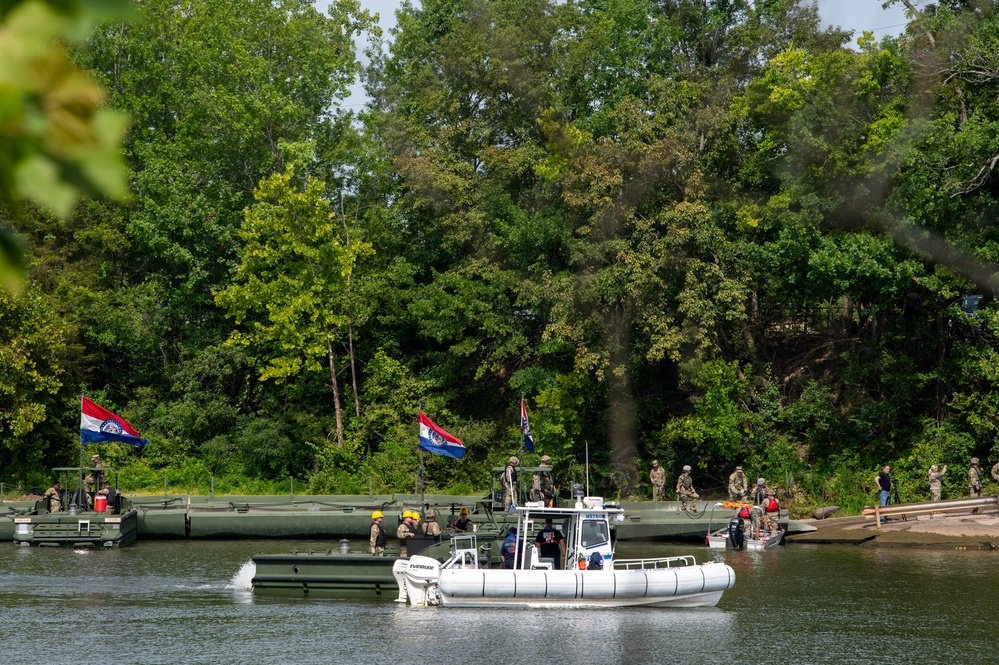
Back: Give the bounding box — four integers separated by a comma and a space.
4, 0, 999, 513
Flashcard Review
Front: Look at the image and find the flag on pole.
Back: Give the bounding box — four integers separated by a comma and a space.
418, 411, 465, 459
520, 397, 535, 453
81, 396, 149, 447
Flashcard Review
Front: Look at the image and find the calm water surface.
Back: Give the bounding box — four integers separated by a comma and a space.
0, 538, 993, 664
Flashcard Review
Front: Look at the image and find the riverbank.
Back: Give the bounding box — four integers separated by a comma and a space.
787, 511, 999, 549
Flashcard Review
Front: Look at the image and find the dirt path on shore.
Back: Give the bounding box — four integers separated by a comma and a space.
787, 511, 999, 549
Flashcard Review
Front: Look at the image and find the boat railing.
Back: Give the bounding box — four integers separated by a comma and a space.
612, 555, 698, 570
443, 534, 482, 569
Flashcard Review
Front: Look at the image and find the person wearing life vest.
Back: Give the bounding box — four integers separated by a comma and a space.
454, 507, 475, 532
422, 507, 442, 537
763, 491, 780, 533
370, 510, 387, 556
397, 511, 419, 557
737, 504, 751, 543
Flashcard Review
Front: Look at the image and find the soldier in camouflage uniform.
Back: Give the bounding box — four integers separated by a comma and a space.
728, 466, 748, 502
539, 455, 556, 507
502, 457, 519, 510
422, 507, 442, 537
991, 460, 999, 485
928, 464, 947, 502
752, 478, 769, 506
397, 511, 418, 557
369, 510, 387, 556
675, 465, 699, 512
969, 458, 984, 514
43, 480, 62, 513
649, 460, 666, 501
762, 491, 780, 533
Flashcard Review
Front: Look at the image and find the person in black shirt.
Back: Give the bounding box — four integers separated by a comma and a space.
533, 518, 565, 569
454, 507, 474, 532
876, 465, 892, 523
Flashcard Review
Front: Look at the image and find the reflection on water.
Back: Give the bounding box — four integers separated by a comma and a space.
0, 539, 994, 664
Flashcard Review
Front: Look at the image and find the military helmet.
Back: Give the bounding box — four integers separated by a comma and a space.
509, 456, 519, 465
971, 457, 980, 464
652, 460, 659, 466
735, 465, 742, 471
768, 490, 775, 497
541, 454, 551, 463
91, 454, 100, 460
682, 464, 691, 472
371, 510, 384, 519
425, 508, 435, 519
757, 478, 766, 485
459, 507, 469, 515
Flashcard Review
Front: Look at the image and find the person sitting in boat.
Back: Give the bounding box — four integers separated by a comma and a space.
500, 527, 518, 569
587, 552, 603, 570
534, 518, 566, 569
738, 504, 751, 540
397, 511, 419, 558
501, 457, 519, 511
752, 478, 769, 506
422, 508, 442, 538
370, 510, 387, 556
43, 480, 62, 513
762, 491, 780, 533
748, 504, 763, 539
454, 507, 475, 532
97, 481, 118, 514
675, 465, 699, 512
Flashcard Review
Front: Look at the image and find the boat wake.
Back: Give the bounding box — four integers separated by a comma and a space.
227, 559, 255, 591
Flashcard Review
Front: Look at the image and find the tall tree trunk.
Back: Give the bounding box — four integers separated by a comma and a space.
348, 320, 360, 417
327, 338, 344, 447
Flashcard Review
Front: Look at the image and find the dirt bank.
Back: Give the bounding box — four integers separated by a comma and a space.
787, 512, 999, 550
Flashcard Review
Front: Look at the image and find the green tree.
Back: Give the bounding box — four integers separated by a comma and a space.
215, 165, 373, 447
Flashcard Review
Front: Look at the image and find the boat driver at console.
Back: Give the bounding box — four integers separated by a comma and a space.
534, 518, 566, 569
501, 527, 518, 569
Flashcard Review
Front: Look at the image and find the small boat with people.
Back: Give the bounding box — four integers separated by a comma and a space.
706, 502, 784, 551
395, 488, 736, 608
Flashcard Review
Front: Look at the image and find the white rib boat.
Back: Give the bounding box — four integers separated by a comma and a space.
394, 496, 735, 608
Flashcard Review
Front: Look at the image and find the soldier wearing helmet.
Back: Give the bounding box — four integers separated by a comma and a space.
370, 510, 387, 556
422, 507, 442, 537
397, 510, 419, 557
753, 477, 769, 506
649, 460, 666, 502
454, 507, 474, 532
969, 457, 984, 513
675, 465, 699, 512
535, 454, 556, 507
501, 456, 519, 511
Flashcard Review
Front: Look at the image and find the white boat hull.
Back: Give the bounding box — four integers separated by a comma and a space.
403, 556, 734, 608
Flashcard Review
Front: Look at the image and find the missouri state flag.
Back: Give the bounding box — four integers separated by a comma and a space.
418, 411, 465, 459
520, 398, 535, 453
81, 396, 150, 447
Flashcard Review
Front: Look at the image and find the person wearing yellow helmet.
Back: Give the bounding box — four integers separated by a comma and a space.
370, 510, 387, 556
454, 507, 474, 532
397, 510, 419, 557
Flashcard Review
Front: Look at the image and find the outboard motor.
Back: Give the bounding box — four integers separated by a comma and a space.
728, 516, 744, 549
403, 555, 443, 607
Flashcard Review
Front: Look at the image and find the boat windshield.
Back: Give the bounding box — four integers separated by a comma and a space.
580, 519, 609, 548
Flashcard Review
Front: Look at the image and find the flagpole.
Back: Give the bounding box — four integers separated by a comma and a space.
418, 398, 426, 506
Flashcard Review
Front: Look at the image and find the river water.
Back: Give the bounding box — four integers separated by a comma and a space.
0, 539, 993, 664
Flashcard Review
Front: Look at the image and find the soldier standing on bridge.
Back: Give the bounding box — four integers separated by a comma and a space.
650, 460, 666, 501
728, 466, 748, 502
928, 464, 947, 502
969, 458, 984, 514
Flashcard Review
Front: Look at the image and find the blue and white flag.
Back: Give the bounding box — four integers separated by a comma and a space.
419, 411, 465, 459
81, 396, 149, 447
520, 398, 535, 453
